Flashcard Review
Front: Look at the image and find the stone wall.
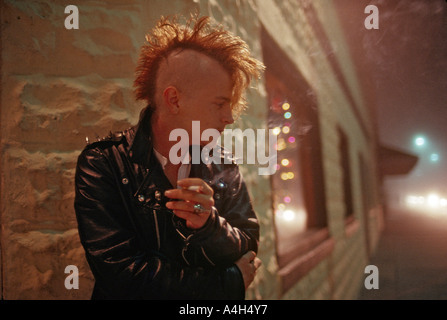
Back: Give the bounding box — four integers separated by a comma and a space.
1, 0, 143, 299
1, 0, 382, 299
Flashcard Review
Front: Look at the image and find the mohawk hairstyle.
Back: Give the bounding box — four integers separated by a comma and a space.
133, 15, 265, 117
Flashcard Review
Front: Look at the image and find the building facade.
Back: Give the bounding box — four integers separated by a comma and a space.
1, 0, 384, 299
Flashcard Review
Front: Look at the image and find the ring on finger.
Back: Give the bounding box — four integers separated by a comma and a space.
193, 203, 206, 214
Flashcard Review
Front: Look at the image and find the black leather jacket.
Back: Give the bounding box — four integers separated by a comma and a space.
74, 109, 260, 299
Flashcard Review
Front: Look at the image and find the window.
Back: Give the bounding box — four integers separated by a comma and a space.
262, 27, 333, 293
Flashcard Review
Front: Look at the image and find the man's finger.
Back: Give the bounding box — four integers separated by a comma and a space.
166, 200, 212, 214
164, 189, 214, 207
253, 257, 262, 269
245, 250, 256, 262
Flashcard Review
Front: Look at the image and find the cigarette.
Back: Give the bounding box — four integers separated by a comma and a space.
186, 186, 201, 192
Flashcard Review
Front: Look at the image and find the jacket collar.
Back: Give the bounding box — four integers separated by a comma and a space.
125, 105, 154, 167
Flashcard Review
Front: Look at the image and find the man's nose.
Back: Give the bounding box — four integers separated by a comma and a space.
222, 106, 234, 125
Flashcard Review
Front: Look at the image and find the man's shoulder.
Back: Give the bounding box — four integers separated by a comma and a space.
82, 129, 131, 159
82, 128, 132, 153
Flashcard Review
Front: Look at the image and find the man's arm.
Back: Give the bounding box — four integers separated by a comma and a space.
195, 169, 260, 265
74, 147, 248, 299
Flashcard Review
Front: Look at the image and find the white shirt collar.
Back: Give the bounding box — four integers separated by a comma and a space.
153, 148, 168, 170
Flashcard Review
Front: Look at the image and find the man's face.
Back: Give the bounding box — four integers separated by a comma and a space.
178, 59, 234, 145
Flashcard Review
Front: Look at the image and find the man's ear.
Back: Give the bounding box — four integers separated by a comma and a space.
163, 86, 180, 114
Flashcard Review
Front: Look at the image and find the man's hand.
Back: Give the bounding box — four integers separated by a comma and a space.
165, 178, 214, 229
235, 251, 262, 290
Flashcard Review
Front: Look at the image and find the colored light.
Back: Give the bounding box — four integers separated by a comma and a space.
276, 138, 286, 151
273, 127, 281, 135
288, 136, 296, 143
282, 210, 295, 222
281, 159, 290, 166
282, 126, 290, 134
283, 196, 291, 203
284, 112, 292, 119
282, 103, 290, 111
281, 172, 295, 180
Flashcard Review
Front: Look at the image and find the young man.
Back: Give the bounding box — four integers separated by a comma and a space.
74, 15, 264, 299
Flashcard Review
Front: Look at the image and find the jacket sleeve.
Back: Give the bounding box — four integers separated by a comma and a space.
74, 147, 245, 299
183, 166, 260, 267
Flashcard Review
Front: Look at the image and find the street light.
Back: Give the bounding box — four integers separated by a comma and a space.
414, 135, 426, 147
430, 153, 440, 163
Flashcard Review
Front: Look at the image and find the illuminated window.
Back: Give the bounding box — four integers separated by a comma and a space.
262, 27, 331, 293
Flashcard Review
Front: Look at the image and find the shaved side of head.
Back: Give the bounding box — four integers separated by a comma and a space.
155, 49, 230, 108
